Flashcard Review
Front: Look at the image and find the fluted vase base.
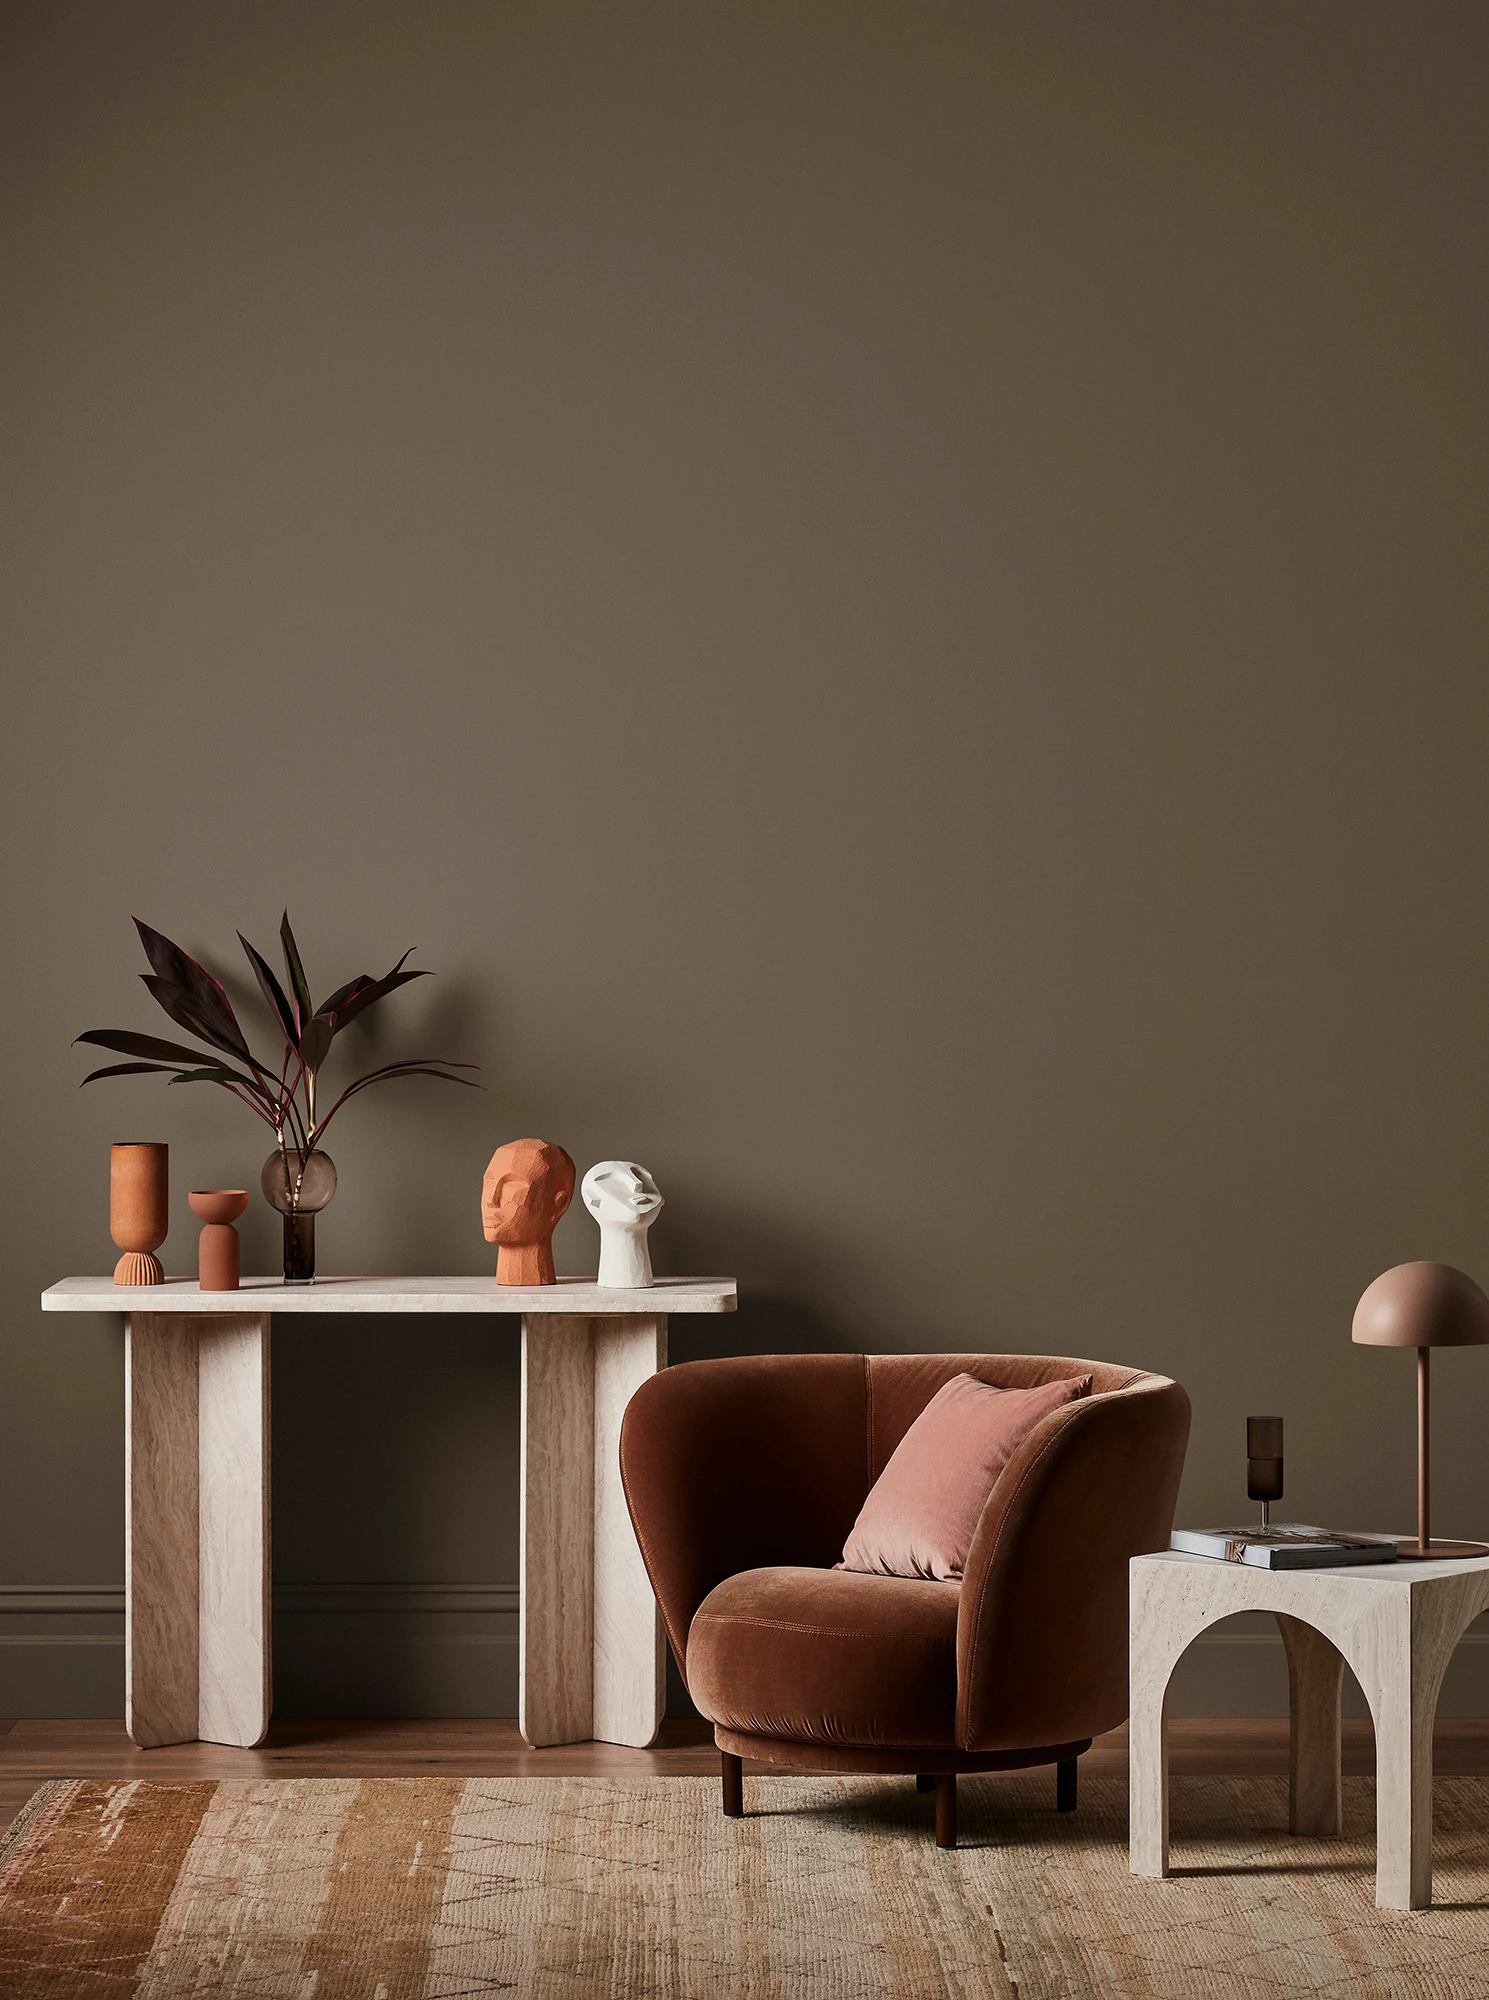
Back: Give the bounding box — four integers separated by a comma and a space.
114, 1251, 164, 1286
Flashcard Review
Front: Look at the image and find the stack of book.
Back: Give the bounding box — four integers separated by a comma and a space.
1170, 1524, 1401, 1570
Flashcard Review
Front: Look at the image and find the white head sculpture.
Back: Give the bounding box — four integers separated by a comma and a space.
582, 1160, 664, 1289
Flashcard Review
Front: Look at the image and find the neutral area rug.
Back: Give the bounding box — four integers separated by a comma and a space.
3, 1773, 1489, 1998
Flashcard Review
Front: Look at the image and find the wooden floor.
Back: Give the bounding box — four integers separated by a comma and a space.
4, 1717, 1489, 1835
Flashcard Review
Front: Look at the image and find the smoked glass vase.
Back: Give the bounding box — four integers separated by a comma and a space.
261, 1148, 337, 1284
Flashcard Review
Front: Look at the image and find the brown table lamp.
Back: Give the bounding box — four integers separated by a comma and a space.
1352, 1261, 1489, 1560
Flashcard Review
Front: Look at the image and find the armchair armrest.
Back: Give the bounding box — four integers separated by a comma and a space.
620, 1353, 870, 1680
955, 1375, 1190, 1750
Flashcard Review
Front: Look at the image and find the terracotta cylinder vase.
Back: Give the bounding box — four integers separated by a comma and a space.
111, 1143, 168, 1285
189, 1189, 249, 1291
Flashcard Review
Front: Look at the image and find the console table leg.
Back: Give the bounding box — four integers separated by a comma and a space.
197, 1315, 271, 1747
125, 1316, 200, 1747
519, 1315, 596, 1745
125, 1313, 271, 1749
519, 1312, 669, 1748
593, 1315, 667, 1747
1277, 1613, 1343, 1836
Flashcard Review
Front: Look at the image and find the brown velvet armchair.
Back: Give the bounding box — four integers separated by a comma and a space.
620, 1351, 1190, 1847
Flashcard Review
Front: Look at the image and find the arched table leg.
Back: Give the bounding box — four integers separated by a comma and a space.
1276, 1613, 1343, 1835
1348, 1581, 1481, 1911
1132, 1553, 1489, 1911
1128, 1677, 1170, 1877
1129, 1565, 1224, 1878
1356, 1593, 1441, 1910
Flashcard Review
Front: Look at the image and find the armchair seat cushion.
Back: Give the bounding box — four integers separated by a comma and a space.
687, 1565, 961, 1749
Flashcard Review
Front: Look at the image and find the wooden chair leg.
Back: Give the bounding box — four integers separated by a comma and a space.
1057, 1757, 1078, 1813
721, 1750, 744, 1818
935, 1772, 957, 1849
916, 1773, 935, 1793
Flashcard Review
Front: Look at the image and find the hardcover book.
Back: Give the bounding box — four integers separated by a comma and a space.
1169, 1524, 1401, 1569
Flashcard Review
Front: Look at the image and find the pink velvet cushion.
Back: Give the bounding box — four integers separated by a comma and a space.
839, 1372, 1092, 1581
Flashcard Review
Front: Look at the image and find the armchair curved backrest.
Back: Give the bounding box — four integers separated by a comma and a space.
954, 1370, 1190, 1746
621, 1352, 870, 1675
621, 1351, 1190, 1752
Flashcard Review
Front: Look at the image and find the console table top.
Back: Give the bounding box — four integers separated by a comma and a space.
43, 1275, 737, 1315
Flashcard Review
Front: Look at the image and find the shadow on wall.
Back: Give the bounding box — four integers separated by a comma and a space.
267, 1190, 855, 1718
655, 1285, 856, 1724
649, 1195, 871, 1354
670, 1292, 851, 1366
270, 1286, 851, 1582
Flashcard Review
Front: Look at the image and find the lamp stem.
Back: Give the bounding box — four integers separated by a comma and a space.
1417, 1345, 1430, 1556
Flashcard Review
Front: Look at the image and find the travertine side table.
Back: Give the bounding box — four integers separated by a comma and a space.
43, 1275, 736, 1755
1129, 1548, 1489, 1910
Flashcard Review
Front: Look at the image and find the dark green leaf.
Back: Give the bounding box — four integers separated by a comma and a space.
134, 919, 250, 1058
239, 933, 299, 1046
329, 966, 430, 1033
279, 912, 313, 1034
141, 975, 248, 1061
316, 974, 372, 1018
79, 1027, 228, 1066
324, 950, 415, 1031
339, 1065, 479, 1097
141, 977, 284, 1096
80, 1061, 186, 1084
164, 1069, 282, 1127
297, 1016, 333, 1072
308, 1060, 480, 1148
350, 1057, 478, 1082
76, 1029, 272, 1100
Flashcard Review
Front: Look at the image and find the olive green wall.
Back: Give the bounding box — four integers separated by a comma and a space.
3, 1, 1488, 1718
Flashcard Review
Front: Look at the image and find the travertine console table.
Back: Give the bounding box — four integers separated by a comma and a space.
1130, 1548, 1489, 1911
42, 1276, 736, 1754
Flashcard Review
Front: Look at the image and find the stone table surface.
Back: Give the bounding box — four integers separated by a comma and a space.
43, 1275, 738, 1314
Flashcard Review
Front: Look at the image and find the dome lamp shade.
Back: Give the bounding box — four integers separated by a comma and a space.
1352, 1262, 1489, 1561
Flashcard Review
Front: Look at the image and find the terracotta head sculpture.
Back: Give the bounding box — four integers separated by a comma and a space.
482, 1137, 575, 1285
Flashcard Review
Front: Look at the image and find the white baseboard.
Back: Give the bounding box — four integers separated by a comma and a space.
3, 1589, 1486, 1721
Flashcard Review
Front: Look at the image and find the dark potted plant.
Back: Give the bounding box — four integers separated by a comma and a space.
78, 914, 477, 1281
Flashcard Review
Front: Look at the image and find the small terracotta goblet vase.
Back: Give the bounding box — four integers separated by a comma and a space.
111, 1142, 168, 1285
189, 1189, 249, 1291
